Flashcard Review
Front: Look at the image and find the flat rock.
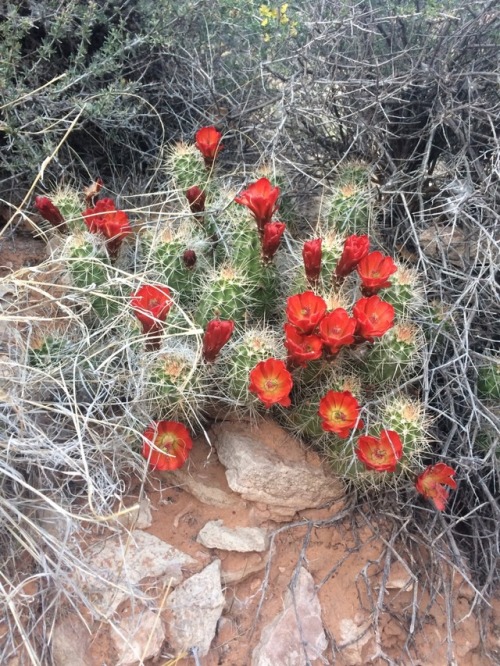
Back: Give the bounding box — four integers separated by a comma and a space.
79, 530, 197, 617
252, 567, 327, 666
197, 520, 268, 552
164, 559, 225, 657
112, 605, 165, 665
162, 437, 246, 509
212, 420, 344, 515
51, 615, 95, 666
219, 551, 267, 585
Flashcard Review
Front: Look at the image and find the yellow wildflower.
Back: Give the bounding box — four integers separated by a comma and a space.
263, 32, 271, 42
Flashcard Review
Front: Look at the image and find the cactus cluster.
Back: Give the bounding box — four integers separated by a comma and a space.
30, 126, 457, 509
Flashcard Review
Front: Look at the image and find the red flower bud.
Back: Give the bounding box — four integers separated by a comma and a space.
202, 319, 235, 362
131, 284, 172, 335
34, 196, 67, 233
262, 222, 286, 261
182, 249, 197, 269
185, 186, 206, 214
235, 178, 280, 233
83, 198, 132, 258
357, 251, 397, 295
195, 126, 223, 165
302, 238, 322, 286
335, 234, 370, 278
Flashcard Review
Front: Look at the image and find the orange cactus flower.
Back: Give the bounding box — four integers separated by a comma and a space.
202, 319, 235, 362
249, 358, 293, 408
319, 308, 357, 354
234, 178, 280, 233
357, 251, 397, 295
318, 390, 364, 438
262, 221, 286, 261
355, 430, 403, 472
83, 197, 132, 257
302, 238, 322, 286
286, 291, 327, 335
131, 284, 172, 335
185, 185, 206, 214
284, 323, 323, 367
353, 295, 395, 342
416, 463, 457, 511
35, 196, 67, 233
335, 234, 370, 278
142, 420, 193, 471
195, 126, 223, 165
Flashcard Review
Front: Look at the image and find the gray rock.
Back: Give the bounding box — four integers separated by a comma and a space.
116, 496, 153, 530
197, 520, 268, 553
213, 421, 344, 513
79, 530, 196, 617
252, 567, 328, 666
51, 615, 95, 666
165, 560, 225, 657
112, 606, 165, 665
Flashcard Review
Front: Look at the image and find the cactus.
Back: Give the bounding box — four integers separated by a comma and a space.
223, 327, 282, 406
144, 224, 211, 307
360, 323, 422, 383
384, 266, 422, 316
166, 142, 209, 192
195, 263, 254, 327
324, 162, 372, 235
381, 395, 431, 470
140, 341, 206, 422
477, 359, 500, 400
66, 233, 118, 320
50, 186, 85, 231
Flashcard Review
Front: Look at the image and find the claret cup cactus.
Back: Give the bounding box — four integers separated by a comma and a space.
31, 126, 457, 511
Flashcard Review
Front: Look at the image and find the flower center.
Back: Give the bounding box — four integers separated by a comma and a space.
265, 378, 278, 392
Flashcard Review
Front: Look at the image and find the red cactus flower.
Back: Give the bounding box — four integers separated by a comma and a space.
355, 430, 403, 472
249, 358, 293, 409
83, 197, 132, 257
319, 308, 357, 354
202, 319, 235, 362
302, 238, 322, 286
284, 323, 323, 367
318, 390, 364, 438
142, 420, 193, 471
335, 234, 370, 278
185, 186, 206, 214
357, 251, 397, 295
195, 126, 223, 165
131, 284, 172, 335
416, 463, 457, 511
286, 291, 327, 335
353, 295, 395, 342
182, 249, 197, 269
262, 222, 286, 261
234, 178, 280, 233
34, 196, 67, 233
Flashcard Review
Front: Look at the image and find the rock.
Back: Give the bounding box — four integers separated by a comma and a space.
79, 531, 197, 617
385, 560, 414, 591
219, 551, 267, 585
213, 420, 344, 516
51, 615, 95, 666
252, 567, 327, 666
111, 605, 165, 665
338, 616, 375, 666
162, 438, 246, 509
116, 496, 153, 530
197, 520, 268, 553
165, 560, 225, 657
